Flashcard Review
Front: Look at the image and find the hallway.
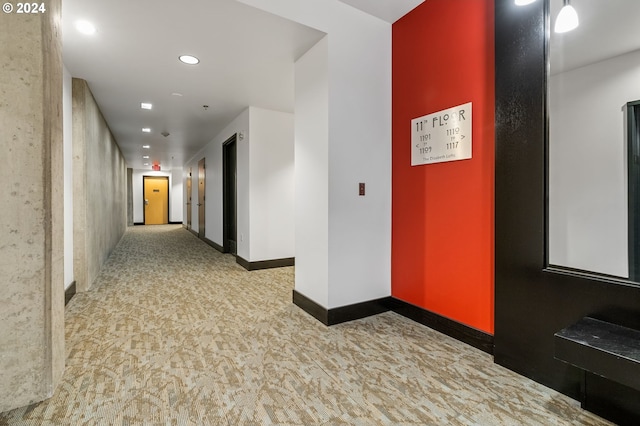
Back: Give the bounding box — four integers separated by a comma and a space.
1, 226, 610, 425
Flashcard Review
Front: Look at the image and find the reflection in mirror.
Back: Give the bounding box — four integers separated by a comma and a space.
628, 100, 640, 279
548, 0, 640, 279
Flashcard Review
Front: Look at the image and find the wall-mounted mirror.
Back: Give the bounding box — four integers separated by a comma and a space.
548, 0, 640, 281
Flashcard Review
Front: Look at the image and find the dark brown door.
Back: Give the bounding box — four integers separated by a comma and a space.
198, 158, 205, 238
223, 136, 237, 255
186, 168, 192, 230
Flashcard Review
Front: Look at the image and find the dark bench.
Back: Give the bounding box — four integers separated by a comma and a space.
554, 317, 640, 391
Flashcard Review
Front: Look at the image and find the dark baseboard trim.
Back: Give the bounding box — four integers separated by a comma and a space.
329, 296, 392, 325
134, 222, 144, 226
292, 290, 392, 326
293, 290, 329, 324
387, 298, 495, 355
237, 256, 295, 271
187, 228, 198, 238
65, 281, 76, 306
203, 237, 224, 253
290, 292, 494, 353
169, 221, 182, 225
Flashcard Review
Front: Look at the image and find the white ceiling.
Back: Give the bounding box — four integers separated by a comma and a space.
550, 0, 640, 74
63, 0, 640, 170
338, 0, 424, 23
62, 0, 423, 170
62, 0, 325, 170
62, 0, 424, 171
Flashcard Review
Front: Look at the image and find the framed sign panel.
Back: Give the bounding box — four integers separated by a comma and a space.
411, 102, 472, 166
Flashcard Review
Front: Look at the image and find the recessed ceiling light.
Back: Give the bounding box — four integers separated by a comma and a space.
75, 20, 96, 35
171, 92, 183, 97
142, 145, 150, 149
142, 128, 151, 133
179, 55, 200, 65
143, 163, 149, 166
143, 155, 149, 159
141, 102, 152, 110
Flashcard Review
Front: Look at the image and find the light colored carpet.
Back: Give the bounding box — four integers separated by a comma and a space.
0, 225, 612, 425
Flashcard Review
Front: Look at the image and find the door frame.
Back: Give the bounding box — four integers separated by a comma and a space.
222, 134, 237, 254
628, 100, 640, 280
198, 158, 206, 239
186, 167, 193, 230
142, 175, 170, 225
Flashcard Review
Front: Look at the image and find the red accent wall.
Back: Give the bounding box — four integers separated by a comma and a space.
392, 0, 495, 334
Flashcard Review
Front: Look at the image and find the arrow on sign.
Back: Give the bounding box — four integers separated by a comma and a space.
461, 135, 465, 140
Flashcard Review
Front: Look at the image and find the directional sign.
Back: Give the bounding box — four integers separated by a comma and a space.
411, 102, 472, 166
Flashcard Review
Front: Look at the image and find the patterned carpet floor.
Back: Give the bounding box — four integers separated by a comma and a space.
0, 225, 612, 425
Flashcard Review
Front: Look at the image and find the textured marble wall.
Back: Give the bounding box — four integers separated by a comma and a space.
72, 79, 127, 292
0, 0, 65, 412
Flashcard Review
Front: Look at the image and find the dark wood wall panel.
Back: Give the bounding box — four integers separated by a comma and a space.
494, 0, 640, 423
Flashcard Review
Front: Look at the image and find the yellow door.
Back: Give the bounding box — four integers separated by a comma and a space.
144, 177, 169, 225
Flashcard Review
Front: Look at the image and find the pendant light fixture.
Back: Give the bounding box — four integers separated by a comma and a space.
554, 0, 579, 33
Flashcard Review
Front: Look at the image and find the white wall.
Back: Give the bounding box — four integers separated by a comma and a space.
131, 169, 183, 223
326, 4, 392, 308
249, 107, 295, 262
185, 108, 251, 245
171, 167, 183, 223
237, 0, 392, 308
63, 65, 74, 290
184, 107, 296, 263
294, 36, 329, 307
549, 49, 640, 277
